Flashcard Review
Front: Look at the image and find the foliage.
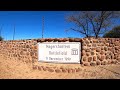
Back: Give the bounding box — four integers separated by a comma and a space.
0, 36, 3, 41
103, 25, 120, 38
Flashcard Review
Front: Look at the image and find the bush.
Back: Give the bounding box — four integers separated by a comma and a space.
103, 26, 120, 38
0, 36, 3, 41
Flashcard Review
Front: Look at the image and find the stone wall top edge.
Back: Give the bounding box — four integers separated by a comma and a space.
0, 38, 120, 43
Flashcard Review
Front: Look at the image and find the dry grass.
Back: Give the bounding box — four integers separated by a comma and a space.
0, 56, 120, 79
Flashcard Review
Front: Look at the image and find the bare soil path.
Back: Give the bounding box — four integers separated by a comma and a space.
0, 56, 120, 79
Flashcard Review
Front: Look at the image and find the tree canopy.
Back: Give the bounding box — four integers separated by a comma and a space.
0, 36, 3, 41
103, 25, 120, 38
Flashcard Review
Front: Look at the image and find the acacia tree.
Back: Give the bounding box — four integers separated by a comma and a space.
66, 11, 120, 38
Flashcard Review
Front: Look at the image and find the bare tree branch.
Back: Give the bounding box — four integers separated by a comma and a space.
66, 11, 120, 38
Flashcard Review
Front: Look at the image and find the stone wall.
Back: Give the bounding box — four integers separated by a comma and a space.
0, 39, 38, 64
0, 38, 120, 70
81, 38, 120, 66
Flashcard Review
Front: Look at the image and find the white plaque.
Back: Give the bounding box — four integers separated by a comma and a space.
38, 42, 81, 63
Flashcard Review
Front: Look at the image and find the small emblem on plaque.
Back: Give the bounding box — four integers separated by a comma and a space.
71, 48, 78, 55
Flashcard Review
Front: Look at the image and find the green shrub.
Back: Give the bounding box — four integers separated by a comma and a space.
103, 26, 120, 38
0, 36, 3, 41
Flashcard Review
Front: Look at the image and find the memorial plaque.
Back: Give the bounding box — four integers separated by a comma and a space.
38, 42, 81, 63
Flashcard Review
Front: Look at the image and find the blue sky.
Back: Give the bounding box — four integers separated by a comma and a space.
0, 11, 120, 40
0, 11, 84, 40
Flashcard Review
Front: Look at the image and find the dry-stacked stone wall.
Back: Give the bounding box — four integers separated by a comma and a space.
0, 38, 120, 71
81, 38, 120, 66
0, 39, 38, 64
32, 64, 82, 73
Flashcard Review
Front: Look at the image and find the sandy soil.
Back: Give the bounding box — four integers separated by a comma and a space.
0, 56, 120, 79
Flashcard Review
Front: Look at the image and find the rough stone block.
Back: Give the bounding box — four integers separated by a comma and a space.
85, 40, 89, 44
69, 38, 74, 42
96, 61, 101, 65
92, 44, 96, 47
61, 68, 67, 73
74, 38, 82, 42
26, 45, 29, 48
88, 57, 92, 62
83, 43, 86, 46
38, 66, 42, 71
75, 68, 82, 72
87, 44, 92, 47
111, 60, 115, 64
86, 49, 90, 52
101, 47, 104, 50
33, 65, 38, 69
101, 61, 107, 65
55, 69, 61, 73
100, 50, 105, 55
97, 55, 100, 60
71, 69, 75, 73
30, 52, 34, 56
93, 40, 98, 43
45, 38, 53, 42
86, 52, 90, 56
101, 55, 105, 60
90, 62, 96, 66
82, 50, 86, 56
118, 57, 120, 62
91, 48, 96, 50
93, 56, 97, 61
84, 62, 90, 66
96, 48, 101, 52
83, 57, 87, 61
68, 69, 72, 73
115, 46, 119, 50
105, 43, 109, 46
40, 39, 45, 42
108, 60, 111, 64
91, 52, 95, 55
48, 68, 54, 72
90, 41, 93, 43
106, 55, 111, 59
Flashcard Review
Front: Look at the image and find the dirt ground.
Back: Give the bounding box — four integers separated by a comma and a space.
0, 56, 120, 79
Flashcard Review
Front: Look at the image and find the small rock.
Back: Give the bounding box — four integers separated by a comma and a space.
55, 69, 61, 73
93, 56, 97, 61
74, 38, 81, 42
90, 62, 96, 66
101, 61, 107, 65
38, 66, 42, 71
71, 69, 75, 73
88, 57, 92, 62
40, 39, 45, 42
42, 67, 47, 71
68, 69, 72, 73
91, 52, 95, 55
96, 48, 101, 52
48, 68, 54, 72
75, 68, 82, 72
33, 65, 37, 69
84, 62, 89, 66
69, 38, 74, 42
83, 57, 87, 61
61, 69, 67, 73
53, 38, 58, 42
96, 61, 101, 65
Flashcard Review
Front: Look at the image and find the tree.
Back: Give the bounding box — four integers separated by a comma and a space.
0, 36, 3, 41
66, 11, 120, 38
103, 25, 120, 38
